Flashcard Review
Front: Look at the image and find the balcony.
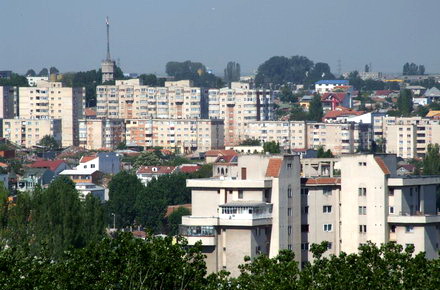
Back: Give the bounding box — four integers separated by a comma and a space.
388, 212, 440, 224
187, 178, 272, 189
179, 225, 216, 246
219, 202, 273, 226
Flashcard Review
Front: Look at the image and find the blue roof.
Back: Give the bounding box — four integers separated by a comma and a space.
315, 80, 349, 85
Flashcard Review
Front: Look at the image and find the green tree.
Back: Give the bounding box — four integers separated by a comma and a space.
240, 139, 262, 146
278, 86, 295, 103
108, 171, 144, 228
422, 144, 440, 175
0, 73, 29, 87
37, 135, 59, 150
317, 146, 334, 158
38, 68, 48, 77
133, 151, 162, 168
308, 94, 323, 121
224, 61, 241, 84
263, 141, 280, 154
25, 69, 36, 77
166, 60, 223, 88
167, 206, 191, 236
397, 89, 413, 116
289, 104, 309, 121
49, 67, 59, 75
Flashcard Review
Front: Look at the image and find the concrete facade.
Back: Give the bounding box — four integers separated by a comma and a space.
78, 118, 125, 150
3, 118, 62, 148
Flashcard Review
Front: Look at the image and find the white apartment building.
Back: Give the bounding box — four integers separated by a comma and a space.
207, 87, 273, 146
245, 121, 371, 155
2, 118, 62, 148
26, 76, 49, 87
96, 79, 208, 120
315, 80, 350, 95
180, 154, 301, 276
78, 118, 125, 150
373, 116, 440, 158
125, 118, 224, 153
300, 154, 440, 264
18, 81, 85, 147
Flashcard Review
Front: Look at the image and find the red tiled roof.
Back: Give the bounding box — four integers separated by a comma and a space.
265, 158, 282, 178
303, 177, 341, 185
374, 157, 391, 175
84, 108, 96, 117
323, 107, 364, 120
29, 160, 65, 172
0, 162, 8, 168
136, 166, 176, 175
165, 204, 191, 217
215, 155, 237, 163
375, 90, 394, 96
179, 165, 202, 174
398, 164, 416, 171
80, 155, 97, 163
321, 92, 347, 102
205, 149, 237, 157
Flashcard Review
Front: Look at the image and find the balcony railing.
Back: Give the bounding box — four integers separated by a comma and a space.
179, 225, 215, 237
219, 203, 273, 220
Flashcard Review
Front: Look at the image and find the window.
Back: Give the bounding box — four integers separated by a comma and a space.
301, 224, 309, 232
327, 242, 332, 250
238, 190, 243, 199
287, 163, 292, 169
358, 206, 367, 215
358, 162, 367, 166
323, 224, 333, 232
390, 225, 396, 233
323, 187, 332, 196
288, 208, 292, 216
323, 205, 332, 213
301, 243, 309, 251
359, 225, 367, 233
287, 185, 292, 198
358, 187, 367, 196
90, 164, 95, 168
389, 206, 394, 214
301, 188, 309, 195
288, 226, 292, 236
288, 244, 292, 250
405, 226, 414, 233
304, 206, 309, 214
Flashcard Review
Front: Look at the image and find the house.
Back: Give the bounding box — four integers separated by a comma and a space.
323, 106, 364, 122
177, 164, 202, 174
424, 87, 440, 103
299, 95, 314, 111
75, 182, 107, 202
136, 166, 176, 186
413, 96, 430, 106
426, 110, 440, 119
406, 85, 426, 96
28, 160, 69, 176
18, 168, 54, 192
321, 92, 352, 111
315, 80, 349, 94
78, 152, 120, 174
374, 90, 397, 99
59, 169, 103, 184
204, 149, 238, 164
397, 164, 416, 175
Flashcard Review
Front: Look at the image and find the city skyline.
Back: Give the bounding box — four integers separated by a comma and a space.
1, 0, 439, 75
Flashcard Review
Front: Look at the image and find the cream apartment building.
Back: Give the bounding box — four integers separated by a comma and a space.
245, 121, 371, 155
3, 118, 62, 148
18, 81, 85, 147
125, 118, 224, 153
373, 116, 440, 158
180, 154, 301, 276
96, 79, 208, 120
207, 87, 273, 146
78, 118, 125, 150
300, 154, 440, 264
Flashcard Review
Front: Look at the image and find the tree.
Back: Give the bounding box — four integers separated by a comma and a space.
38, 68, 49, 77
49, 67, 59, 75
422, 144, 440, 175
25, 69, 36, 77
224, 61, 241, 84
167, 206, 191, 236
317, 146, 334, 158
278, 86, 295, 103
0, 73, 29, 87
37, 135, 59, 150
139, 73, 159, 86
166, 60, 223, 88
308, 95, 323, 121
397, 89, 413, 116
289, 105, 309, 121
306, 62, 335, 86
108, 171, 144, 228
403, 62, 425, 75
133, 151, 162, 168
240, 139, 262, 146
263, 141, 280, 154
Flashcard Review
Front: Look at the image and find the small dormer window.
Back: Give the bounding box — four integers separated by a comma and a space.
152, 167, 158, 172
84, 165, 87, 168
91, 164, 95, 168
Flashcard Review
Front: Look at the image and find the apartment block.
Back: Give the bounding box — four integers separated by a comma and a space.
180, 154, 301, 276
208, 87, 273, 146
3, 118, 61, 148
0, 86, 16, 119
18, 81, 85, 147
373, 116, 440, 158
125, 118, 224, 153
96, 79, 208, 120
300, 154, 440, 264
78, 118, 125, 150
245, 121, 371, 155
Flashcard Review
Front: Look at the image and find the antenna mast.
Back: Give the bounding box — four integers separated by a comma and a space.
106, 16, 111, 60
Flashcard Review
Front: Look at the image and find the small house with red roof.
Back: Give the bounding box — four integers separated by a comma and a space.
323, 106, 364, 122
28, 159, 69, 176
178, 164, 202, 174
205, 149, 238, 164
136, 166, 176, 186
321, 92, 352, 111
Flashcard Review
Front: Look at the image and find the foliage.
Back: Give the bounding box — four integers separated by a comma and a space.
263, 141, 280, 154
0, 73, 29, 87
403, 62, 425, 75
133, 151, 162, 168
116, 141, 127, 150
278, 86, 296, 103
37, 135, 59, 150
397, 89, 413, 116
317, 146, 334, 158
167, 206, 191, 236
289, 104, 309, 121
49, 67, 59, 75
422, 143, 440, 175
38, 68, 48, 76
1, 177, 105, 258
224, 61, 241, 84
308, 95, 323, 122
25, 69, 36, 77
255, 55, 333, 87
240, 139, 262, 146
166, 60, 223, 88
139, 73, 166, 86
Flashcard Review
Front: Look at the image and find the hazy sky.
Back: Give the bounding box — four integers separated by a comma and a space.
1, 0, 439, 76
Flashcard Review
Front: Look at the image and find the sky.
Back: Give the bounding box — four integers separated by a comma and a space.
0, 0, 439, 76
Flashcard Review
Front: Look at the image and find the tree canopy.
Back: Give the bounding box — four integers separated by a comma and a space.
308, 95, 323, 122
166, 60, 223, 88
37, 135, 59, 150
397, 89, 413, 116
403, 62, 425, 75
224, 61, 241, 84
263, 141, 280, 154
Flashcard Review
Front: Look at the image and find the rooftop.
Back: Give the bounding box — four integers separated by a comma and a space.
316, 80, 349, 85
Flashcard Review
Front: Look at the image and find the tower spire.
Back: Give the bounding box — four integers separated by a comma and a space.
106, 16, 111, 60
